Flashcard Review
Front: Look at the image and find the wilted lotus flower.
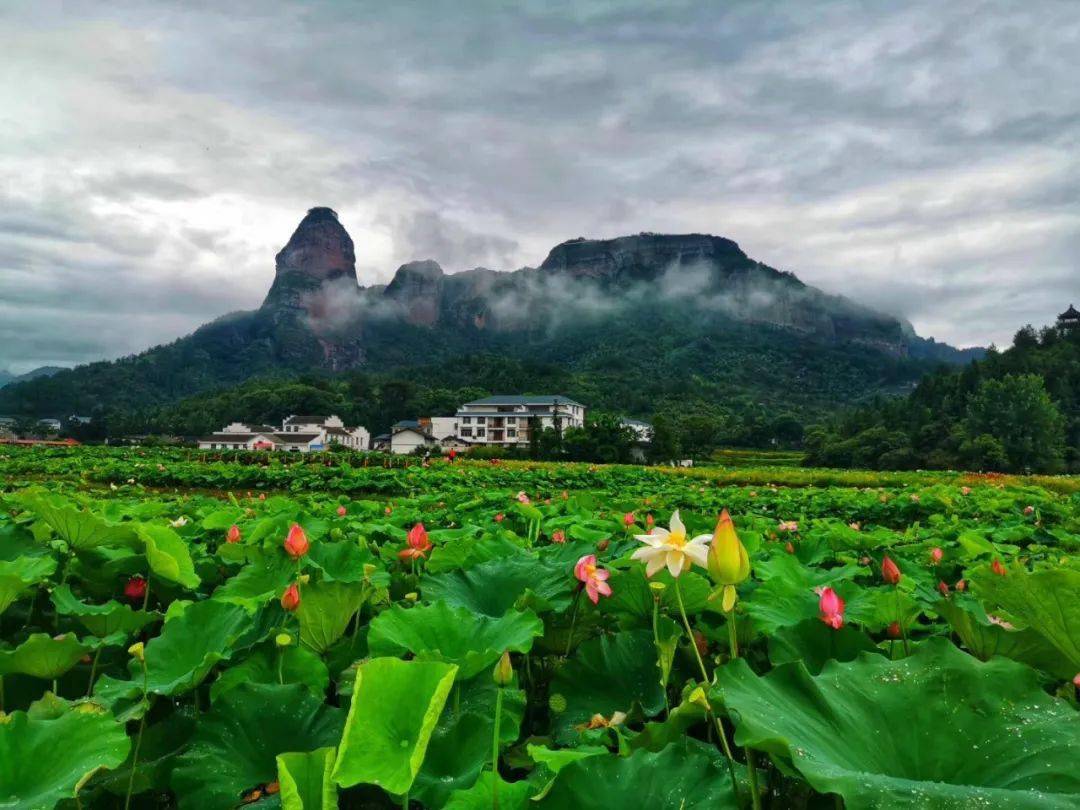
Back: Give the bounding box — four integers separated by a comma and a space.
574, 554, 613, 604
817, 586, 845, 629
631, 510, 710, 579
399, 523, 432, 561
930, 547, 943, 564
991, 559, 1007, 576
706, 510, 750, 611
881, 555, 901, 585
283, 524, 310, 559
124, 575, 147, 603
226, 524, 241, 544
280, 583, 301, 612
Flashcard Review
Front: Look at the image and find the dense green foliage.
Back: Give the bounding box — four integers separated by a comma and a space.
806, 324, 1080, 473
4, 309, 950, 449
0, 446, 1077, 808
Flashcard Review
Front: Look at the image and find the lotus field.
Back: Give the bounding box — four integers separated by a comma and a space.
1, 446, 1078, 809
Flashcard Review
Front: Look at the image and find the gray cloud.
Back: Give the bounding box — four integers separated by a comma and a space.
1, 0, 1078, 373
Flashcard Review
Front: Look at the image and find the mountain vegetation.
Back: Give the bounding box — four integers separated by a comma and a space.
0, 208, 977, 440
805, 321, 1080, 473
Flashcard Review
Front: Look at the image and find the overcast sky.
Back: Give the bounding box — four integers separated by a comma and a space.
2, 1, 1078, 373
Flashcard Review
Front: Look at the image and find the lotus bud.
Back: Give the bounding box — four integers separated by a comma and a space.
124, 575, 148, 603
937, 581, 950, 596
226, 524, 241, 544
280, 583, 301, 612
707, 510, 750, 591
991, 559, 1007, 576
623, 512, 635, 527
886, 621, 901, 639
128, 642, 145, 662
493, 650, 514, 687
283, 524, 310, 559
817, 587, 845, 629
688, 686, 710, 711
337, 505, 347, 517
881, 555, 901, 585
275, 633, 293, 648
404, 592, 418, 602
930, 547, 943, 564
1073, 673, 1080, 688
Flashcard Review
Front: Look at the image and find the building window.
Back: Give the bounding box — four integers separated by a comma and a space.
505, 416, 515, 424
476, 417, 485, 424
476, 429, 486, 437
507, 429, 516, 438
462, 416, 471, 424
461, 427, 472, 437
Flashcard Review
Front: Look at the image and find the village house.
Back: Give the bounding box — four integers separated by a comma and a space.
197, 415, 369, 452
453, 395, 585, 448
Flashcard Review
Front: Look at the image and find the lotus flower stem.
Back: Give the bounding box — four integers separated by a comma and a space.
673, 578, 738, 782
86, 647, 102, 697
651, 595, 670, 716
491, 687, 504, 809
141, 576, 151, 611
564, 590, 582, 657
895, 590, 910, 656
726, 609, 762, 810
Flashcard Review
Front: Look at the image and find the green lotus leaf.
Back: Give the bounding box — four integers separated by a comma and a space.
603, 567, 712, 620
718, 638, 1080, 808
211, 644, 329, 703
768, 618, 881, 674
277, 747, 337, 810
138, 524, 200, 589
972, 566, 1080, 672
17, 494, 138, 551
332, 657, 457, 794
411, 710, 491, 806
745, 555, 862, 634
297, 581, 367, 654
536, 743, 738, 808
0, 556, 56, 615
0, 632, 90, 679
368, 601, 543, 679
51, 584, 159, 638
937, 596, 1070, 678
200, 507, 245, 531
212, 552, 295, 608
96, 711, 196, 800
142, 599, 256, 694
425, 535, 522, 574
443, 772, 533, 810
549, 629, 665, 743
0, 703, 131, 808
422, 555, 574, 616
171, 683, 344, 809
306, 540, 377, 583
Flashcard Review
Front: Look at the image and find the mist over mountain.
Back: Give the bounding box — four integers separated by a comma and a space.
0, 207, 981, 418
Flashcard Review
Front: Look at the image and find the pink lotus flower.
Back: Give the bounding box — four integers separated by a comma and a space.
384, 506, 393, 515
226, 524, 241, 544
623, 512, 635, 527
910, 494, 920, 503
337, 505, 347, 517
399, 523, 432, 561
881, 555, 901, 585
284, 524, 310, 559
1023, 505, 1035, 516
551, 529, 566, 544
494, 513, 505, 523
849, 522, 861, 531
645, 513, 655, 528
778, 520, 798, 532
817, 587, 845, 629
574, 554, 612, 604
1073, 673, 1080, 688
930, 547, 943, 564
516, 491, 530, 504
961, 486, 971, 496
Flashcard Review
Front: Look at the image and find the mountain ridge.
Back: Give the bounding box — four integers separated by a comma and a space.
0, 207, 982, 417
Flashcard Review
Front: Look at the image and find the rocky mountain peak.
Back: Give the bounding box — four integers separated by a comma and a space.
384, 260, 446, 325
262, 207, 357, 311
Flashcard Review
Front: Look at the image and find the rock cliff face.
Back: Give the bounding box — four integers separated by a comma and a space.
262, 207, 358, 314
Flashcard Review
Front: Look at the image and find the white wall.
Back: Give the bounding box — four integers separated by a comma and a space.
390, 429, 431, 455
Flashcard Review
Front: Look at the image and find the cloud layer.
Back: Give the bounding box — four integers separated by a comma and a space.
1, 0, 1078, 372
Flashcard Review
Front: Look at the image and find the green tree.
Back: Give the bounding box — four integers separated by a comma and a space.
965, 374, 1065, 472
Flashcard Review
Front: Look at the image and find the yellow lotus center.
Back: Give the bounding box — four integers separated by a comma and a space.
584, 563, 597, 577
667, 530, 687, 549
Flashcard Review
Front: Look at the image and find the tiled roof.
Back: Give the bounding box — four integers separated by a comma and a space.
284, 415, 329, 424
462, 395, 584, 407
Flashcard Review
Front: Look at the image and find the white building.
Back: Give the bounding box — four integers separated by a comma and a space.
198, 415, 369, 452
389, 420, 436, 455
454, 395, 585, 448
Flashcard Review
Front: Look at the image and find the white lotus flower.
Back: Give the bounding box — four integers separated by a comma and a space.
631, 510, 710, 578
